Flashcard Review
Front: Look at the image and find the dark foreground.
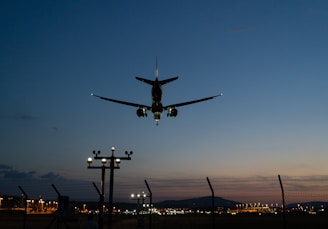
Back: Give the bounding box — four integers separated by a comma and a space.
1, 213, 327, 229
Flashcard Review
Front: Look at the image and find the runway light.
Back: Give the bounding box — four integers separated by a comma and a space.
87, 157, 93, 165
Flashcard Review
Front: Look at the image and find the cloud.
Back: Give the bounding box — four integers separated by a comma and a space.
0, 165, 35, 181
16, 114, 38, 121
52, 126, 59, 132
39, 172, 65, 182
0, 164, 12, 170
0, 166, 66, 183
122, 175, 328, 203
281, 175, 328, 191
1, 170, 36, 180
0, 165, 94, 200
1, 165, 328, 203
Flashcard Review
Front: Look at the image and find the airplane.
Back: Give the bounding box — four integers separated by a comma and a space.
91, 58, 223, 125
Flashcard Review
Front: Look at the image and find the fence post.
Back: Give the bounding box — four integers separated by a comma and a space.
206, 177, 215, 229
18, 186, 28, 229
278, 175, 287, 229
93, 182, 104, 229
145, 179, 153, 229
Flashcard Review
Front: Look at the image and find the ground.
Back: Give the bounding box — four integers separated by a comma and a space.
0, 213, 327, 229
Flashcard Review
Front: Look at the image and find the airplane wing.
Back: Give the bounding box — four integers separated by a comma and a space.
91, 93, 151, 110
163, 93, 223, 109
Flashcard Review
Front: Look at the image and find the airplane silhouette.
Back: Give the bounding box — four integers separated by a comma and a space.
91, 58, 223, 125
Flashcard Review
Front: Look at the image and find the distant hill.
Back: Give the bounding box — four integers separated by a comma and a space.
155, 196, 241, 209
71, 196, 240, 211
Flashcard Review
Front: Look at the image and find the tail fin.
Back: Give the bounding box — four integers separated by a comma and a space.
155, 56, 158, 79
155, 56, 179, 85
135, 57, 179, 86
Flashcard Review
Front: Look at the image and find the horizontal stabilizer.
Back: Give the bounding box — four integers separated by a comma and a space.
135, 77, 155, 85
136, 76, 179, 86
159, 76, 179, 85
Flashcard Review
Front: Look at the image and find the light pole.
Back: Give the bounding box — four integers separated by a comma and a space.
131, 191, 148, 229
88, 147, 133, 229
87, 151, 109, 229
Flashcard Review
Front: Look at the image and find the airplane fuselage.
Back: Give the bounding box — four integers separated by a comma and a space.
151, 79, 164, 121
152, 78, 162, 101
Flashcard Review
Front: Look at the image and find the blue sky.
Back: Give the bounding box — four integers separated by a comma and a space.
1, 1, 328, 204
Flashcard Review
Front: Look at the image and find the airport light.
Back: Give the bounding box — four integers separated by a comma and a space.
131, 191, 148, 217
131, 192, 147, 202
88, 147, 133, 229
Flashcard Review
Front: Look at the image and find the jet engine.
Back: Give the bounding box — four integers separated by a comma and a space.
136, 108, 147, 117
167, 108, 178, 117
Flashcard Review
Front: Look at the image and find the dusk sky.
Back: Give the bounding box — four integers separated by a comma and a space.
1, 1, 327, 204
